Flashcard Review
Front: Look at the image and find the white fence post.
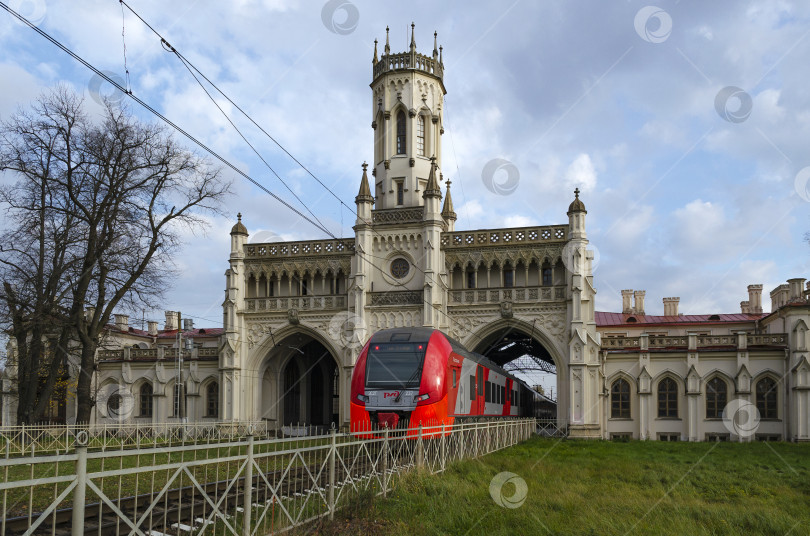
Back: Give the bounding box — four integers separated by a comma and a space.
417, 424, 424, 469
328, 426, 336, 520
243, 432, 254, 536
71, 431, 89, 536
382, 427, 389, 497
440, 423, 446, 472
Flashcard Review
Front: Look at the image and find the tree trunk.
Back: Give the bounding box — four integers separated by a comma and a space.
74, 339, 97, 425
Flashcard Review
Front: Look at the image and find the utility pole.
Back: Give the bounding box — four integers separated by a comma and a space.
176, 311, 188, 424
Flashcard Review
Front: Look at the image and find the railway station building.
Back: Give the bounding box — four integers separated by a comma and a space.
3, 27, 810, 442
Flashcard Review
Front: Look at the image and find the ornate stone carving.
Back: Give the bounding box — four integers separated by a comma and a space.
372, 208, 423, 225
500, 301, 513, 319
370, 290, 423, 306
288, 309, 300, 325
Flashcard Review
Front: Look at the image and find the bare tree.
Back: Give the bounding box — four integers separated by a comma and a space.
0, 86, 231, 423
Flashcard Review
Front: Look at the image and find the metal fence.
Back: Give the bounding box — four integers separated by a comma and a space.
0, 418, 536, 535
0, 421, 275, 457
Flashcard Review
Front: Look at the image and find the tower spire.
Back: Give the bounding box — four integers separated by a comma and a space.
441, 174, 456, 222
384, 25, 390, 54
439, 45, 443, 65
433, 31, 438, 59
424, 156, 441, 198
410, 22, 416, 51
373, 39, 378, 64
356, 162, 373, 204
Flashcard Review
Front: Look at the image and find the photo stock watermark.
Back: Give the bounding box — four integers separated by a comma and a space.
489, 471, 528, 509
328, 310, 367, 347
88, 71, 127, 106
321, 0, 359, 35
98, 385, 135, 420
250, 229, 285, 244
715, 86, 753, 123
562, 241, 601, 274
794, 166, 810, 202
634, 6, 672, 44
722, 398, 760, 439
481, 158, 520, 196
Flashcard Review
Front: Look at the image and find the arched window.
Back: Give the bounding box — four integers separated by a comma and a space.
503, 267, 514, 288
416, 115, 425, 156
611, 378, 631, 418
657, 377, 678, 418
396, 111, 406, 154
542, 267, 552, 286
756, 377, 777, 419
206, 382, 219, 418
173, 384, 186, 418
139, 383, 153, 418
706, 377, 727, 419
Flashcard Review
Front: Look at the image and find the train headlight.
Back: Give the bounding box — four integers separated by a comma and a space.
414, 393, 430, 403
356, 394, 369, 403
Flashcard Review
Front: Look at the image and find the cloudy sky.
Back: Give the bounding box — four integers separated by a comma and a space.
2, 0, 810, 330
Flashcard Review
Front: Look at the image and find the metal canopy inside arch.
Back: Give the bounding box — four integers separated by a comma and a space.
473, 330, 556, 374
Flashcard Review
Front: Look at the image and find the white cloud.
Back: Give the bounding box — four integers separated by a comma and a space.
564, 153, 597, 192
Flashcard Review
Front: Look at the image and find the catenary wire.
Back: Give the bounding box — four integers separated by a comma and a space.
0, 2, 552, 358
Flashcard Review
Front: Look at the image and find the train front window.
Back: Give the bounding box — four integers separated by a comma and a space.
366, 342, 427, 388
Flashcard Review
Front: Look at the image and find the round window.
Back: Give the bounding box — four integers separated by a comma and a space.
390, 258, 410, 279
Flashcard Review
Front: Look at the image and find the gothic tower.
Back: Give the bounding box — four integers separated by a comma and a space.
370, 24, 446, 209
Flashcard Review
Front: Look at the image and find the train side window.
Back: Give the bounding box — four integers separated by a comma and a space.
470, 376, 476, 400
452, 369, 457, 388
485, 382, 491, 403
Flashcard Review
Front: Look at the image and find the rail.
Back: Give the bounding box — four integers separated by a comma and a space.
0, 418, 535, 535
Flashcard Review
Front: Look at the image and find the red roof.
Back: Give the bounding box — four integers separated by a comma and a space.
157, 328, 224, 338
107, 325, 224, 338
595, 311, 765, 328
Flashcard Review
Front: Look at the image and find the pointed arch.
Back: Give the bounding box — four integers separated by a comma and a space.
704, 372, 731, 419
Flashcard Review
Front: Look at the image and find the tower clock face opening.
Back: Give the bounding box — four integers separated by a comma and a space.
390, 258, 410, 279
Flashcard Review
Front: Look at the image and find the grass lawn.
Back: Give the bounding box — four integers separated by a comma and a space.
314, 437, 810, 536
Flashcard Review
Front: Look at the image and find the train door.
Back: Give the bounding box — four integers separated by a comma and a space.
476, 365, 485, 416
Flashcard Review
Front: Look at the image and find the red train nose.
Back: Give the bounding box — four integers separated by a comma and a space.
376, 412, 400, 429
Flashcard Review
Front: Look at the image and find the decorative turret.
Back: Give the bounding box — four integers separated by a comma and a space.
371, 24, 446, 210
423, 156, 441, 198
230, 213, 248, 256
372, 39, 378, 65
355, 162, 373, 225
230, 213, 248, 236
567, 188, 587, 215
567, 188, 587, 240
441, 175, 457, 231
356, 162, 373, 204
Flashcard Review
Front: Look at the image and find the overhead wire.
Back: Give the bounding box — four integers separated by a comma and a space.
0, 1, 334, 240
0, 1, 540, 349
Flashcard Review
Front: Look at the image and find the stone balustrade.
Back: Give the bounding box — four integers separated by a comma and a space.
603, 333, 788, 351
244, 295, 347, 312
97, 347, 217, 361
244, 238, 354, 259
441, 225, 568, 249
373, 51, 443, 81
449, 286, 566, 305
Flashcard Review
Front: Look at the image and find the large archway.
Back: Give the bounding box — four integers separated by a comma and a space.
256, 331, 341, 430
464, 319, 567, 425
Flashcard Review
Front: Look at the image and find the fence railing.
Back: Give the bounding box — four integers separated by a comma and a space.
0, 421, 274, 457
0, 418, 535, 535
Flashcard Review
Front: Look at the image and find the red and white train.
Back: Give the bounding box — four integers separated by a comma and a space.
350, 327, 543, 432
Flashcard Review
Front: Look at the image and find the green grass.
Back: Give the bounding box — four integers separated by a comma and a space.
325, 438, 810, 536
